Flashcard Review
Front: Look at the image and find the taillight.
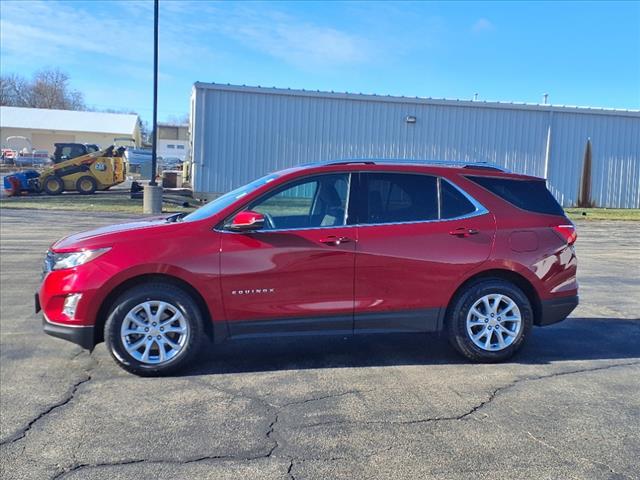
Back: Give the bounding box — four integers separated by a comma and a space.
553, 224, 577, 245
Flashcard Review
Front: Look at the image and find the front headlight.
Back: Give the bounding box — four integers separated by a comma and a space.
51, 247, 111, 270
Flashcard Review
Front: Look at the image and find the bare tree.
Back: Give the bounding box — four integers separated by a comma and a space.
165, 113, 190, 125
139, 119, 151, 145
0, 68, 85, 110
0, 74, 32, 107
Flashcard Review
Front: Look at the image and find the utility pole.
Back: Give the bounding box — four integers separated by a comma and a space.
143, 0, 163, 214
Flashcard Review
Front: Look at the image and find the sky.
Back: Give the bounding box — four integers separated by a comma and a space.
1, 0, 639, 123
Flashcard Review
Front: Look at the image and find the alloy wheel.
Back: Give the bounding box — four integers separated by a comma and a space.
465, 293, 522, 351
120, 300, 189, 364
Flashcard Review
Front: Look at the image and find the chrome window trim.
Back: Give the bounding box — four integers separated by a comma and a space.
353, 209, 489, 230
217, 223, 358, 234
217, 210, 490, 234
436, 177, 442, 220
440, 177, 489, 218
216, 172, 353, 233
354, 173, 488, 228
215, 171, 489, 234
343, 173, 352, 225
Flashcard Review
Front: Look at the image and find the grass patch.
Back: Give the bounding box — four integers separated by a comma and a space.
0, 193, 197, 214
566, 208, 640, 221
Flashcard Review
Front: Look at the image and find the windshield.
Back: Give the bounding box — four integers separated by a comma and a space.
183, 173, 280, 222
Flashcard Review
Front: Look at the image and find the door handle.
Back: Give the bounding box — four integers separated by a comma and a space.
319, 236, 352, 246
449, 227, 479, 237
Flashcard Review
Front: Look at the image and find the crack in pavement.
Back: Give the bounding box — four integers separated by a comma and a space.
51, 448, 293, 480
299, 361, 640, 429
1, 370, 94, 447
276, 389, 367, 408
525, 431, 637, 480
0, 350, 98, 446
49, 445, 395, 479
16, 361, 640, 478
50, 454, 275, 480
191, 379, 367, 411
52, 412, 281, 479
48, 388, 366, 479
265, 413, 280, 457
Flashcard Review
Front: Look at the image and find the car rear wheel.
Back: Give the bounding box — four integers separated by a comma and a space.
43, 176, 64, 195
447, 279, 533, 362
104, 283, 204, 376
76, 175, 97, 195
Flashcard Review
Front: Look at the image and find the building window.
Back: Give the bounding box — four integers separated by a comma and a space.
176, 145, 185, 150
167, 144, 175, 149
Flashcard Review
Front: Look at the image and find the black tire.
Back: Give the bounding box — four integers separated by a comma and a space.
104, 283, 205, 376
43, 176, 64, 195
76, 175, 97, 195
446, 279, 533, 362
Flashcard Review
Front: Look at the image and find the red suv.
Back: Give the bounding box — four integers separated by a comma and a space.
38, 161, 578, 375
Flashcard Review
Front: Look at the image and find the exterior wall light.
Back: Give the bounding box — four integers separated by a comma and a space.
405, 115, 417, 124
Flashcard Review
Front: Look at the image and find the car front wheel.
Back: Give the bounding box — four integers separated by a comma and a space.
447, 279, 533, 362
104, 283, 204, 376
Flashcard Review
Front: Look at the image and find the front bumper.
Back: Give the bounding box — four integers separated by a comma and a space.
38, 292, 95, 349
38, 267, 105, 327
538, 295, 579, 326
42, 316, 95, 350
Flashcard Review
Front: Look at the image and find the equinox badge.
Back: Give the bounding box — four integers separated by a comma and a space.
232, 288, 276, 295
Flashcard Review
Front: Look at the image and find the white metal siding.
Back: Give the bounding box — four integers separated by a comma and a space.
191, 84, 640, 207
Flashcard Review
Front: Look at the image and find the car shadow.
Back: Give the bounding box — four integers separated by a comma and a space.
184, 317, 640, 376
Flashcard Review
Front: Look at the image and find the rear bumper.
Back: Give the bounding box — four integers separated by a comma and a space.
43, 316, 95, 350
538, 295, 579, 326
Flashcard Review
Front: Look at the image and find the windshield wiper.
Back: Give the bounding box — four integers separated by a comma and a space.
166, 212, 186, 223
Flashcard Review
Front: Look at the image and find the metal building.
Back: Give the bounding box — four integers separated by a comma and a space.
190, 83, 640, 208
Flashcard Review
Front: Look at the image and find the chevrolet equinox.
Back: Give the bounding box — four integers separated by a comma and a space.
38, 161, 578, 375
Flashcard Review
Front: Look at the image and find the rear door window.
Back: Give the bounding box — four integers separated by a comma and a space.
361, 173, 439, 224
467, 176, 565, 215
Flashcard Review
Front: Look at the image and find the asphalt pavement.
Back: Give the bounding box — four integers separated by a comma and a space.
1, 208, 638, 480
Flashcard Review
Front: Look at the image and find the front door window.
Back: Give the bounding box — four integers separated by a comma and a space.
249, 174, 349, 230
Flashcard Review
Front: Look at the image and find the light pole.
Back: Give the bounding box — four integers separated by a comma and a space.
143, 0, 163, 214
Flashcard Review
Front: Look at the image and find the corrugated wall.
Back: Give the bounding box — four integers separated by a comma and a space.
191, 84, 640, 208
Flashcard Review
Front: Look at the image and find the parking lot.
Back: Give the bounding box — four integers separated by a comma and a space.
1, 208, 638, 480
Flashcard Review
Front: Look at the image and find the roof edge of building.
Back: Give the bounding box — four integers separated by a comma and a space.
0, 106, 140, 135
192, 82, 640, 118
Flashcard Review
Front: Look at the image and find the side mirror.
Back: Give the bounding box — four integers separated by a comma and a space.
227, 210, 265, 232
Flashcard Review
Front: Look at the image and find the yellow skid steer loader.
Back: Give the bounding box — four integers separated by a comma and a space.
39, 145, 126, 195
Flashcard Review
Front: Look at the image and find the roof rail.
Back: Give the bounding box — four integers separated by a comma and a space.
326, 160, 376, 166
400, 160, 509, 172
310, 159, 510, 172
462, 164, 508, 172
376, 159, 510, 172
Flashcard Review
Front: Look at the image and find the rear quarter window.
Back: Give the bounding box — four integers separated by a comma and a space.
467, 176, 565, 216
440, 180, 477, 219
